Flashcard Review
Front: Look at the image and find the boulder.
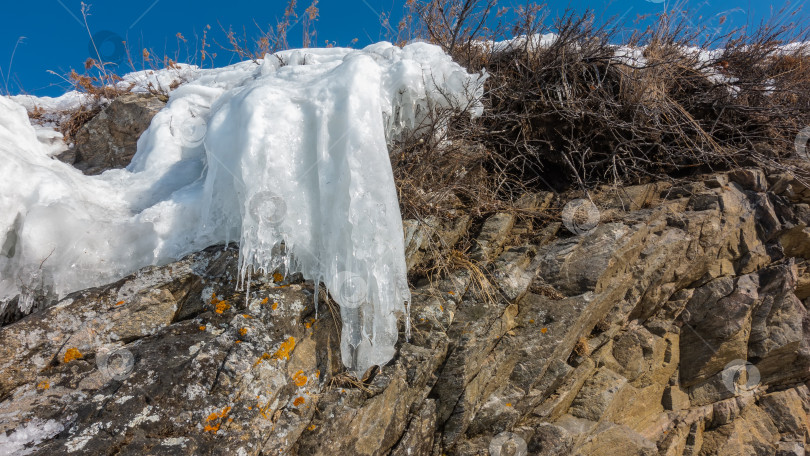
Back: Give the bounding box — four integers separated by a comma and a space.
59, 94, 165, 174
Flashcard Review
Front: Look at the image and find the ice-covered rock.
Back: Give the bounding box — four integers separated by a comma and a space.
0, 42, 485, 373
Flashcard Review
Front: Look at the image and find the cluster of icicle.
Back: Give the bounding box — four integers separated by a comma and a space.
0, 42, 485, 373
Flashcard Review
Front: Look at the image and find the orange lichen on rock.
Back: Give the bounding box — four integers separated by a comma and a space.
115, 300, 125, 306
273, 272, 284, 282
254, 353, 272, 367
293, 396, 305, 407
199, 325, 206, 331
37, 381, 50, 390
210, 293, 230, 314
260, 297, 269, 305
215, 301, 230, 314
540, 327, 548, 334
271, 302, 279, 310
63, 348, 83, 363
239, 328, 248, 336
292, 370, 308, 387
203, 406, 232, 433
307, 424, 317, 431
254, 336, 296, 367
272, 337, 296, 361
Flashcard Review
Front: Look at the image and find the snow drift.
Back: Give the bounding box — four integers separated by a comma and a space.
0, 42, 485, 373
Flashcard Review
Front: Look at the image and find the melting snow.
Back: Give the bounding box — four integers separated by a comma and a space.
0, 42, 484, 373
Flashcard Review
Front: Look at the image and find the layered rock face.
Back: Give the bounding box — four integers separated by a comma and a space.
1, 166, 809, 455
57, 94, 165, 175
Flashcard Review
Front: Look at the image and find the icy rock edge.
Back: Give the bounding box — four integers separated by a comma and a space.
0, 42, 485, 374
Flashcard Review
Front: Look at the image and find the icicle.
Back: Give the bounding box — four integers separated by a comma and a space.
0, 42, 485, 375
245, 266, 252, 307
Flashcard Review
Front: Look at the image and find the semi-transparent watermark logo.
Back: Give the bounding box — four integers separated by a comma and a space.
335, 271, 367, 309
170, 106, 208, 148
89, 30, 125, 64
248, 191, 287, 227
489, 432, 527, 456
96, 347, 135, 381
794, 126, 810, 160
562, 199, 601, 235
721, 359, 760, 394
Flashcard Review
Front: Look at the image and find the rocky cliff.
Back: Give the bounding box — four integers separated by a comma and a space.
1, 100, 809, 455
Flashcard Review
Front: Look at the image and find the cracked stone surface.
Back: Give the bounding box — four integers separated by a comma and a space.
2, 168, 810, 455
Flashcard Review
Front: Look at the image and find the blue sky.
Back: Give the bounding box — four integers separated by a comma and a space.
1, 0, 806, 96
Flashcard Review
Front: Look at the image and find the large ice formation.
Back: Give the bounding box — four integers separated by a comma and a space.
0, 42, 485, 373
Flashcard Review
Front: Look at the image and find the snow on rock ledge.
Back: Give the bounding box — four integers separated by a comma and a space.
0, 42, 485, 373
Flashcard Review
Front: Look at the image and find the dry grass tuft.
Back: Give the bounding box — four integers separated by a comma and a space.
390, 2, 810, 284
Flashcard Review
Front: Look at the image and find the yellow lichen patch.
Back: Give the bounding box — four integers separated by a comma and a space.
307, 424, 317, 431
315, 370, 320, 378
242, 314, 253, 319
206, 406, 231, 422
239, 328, 248, 336
203, 406, 232, 433
506, 403, 512, 407
254, 336, 296, 367
540, 327, 548, 334
235, 340, 242, 344
292, 370, 308, 387
439, 305, 444, 312
63, 348, 83, 363
210, 293, 230, 314
448, 291, 455, 295
272, 337, 296, 361
215, 301, 230, 314
37, 381, 50, 390
528, 319, 535, 324
271, 302, 279, 310
260, 297, 269, 305
254, 353, 272, 367
258, 403, 271, 419
273, 272, 284, 282
293, 396, 305, 407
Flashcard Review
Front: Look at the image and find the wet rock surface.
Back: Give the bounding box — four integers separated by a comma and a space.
1, 168, 810, 455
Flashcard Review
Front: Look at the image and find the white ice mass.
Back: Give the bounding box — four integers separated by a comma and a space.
0, 42, 485, 373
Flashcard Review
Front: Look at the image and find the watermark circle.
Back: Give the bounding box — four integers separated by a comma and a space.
395, 276, 410, 299
561, 199, 601, 235
721, 359, 760, 394
248, 191, 287, 226
335, 271, 367, 309
794, 126, 810, 160
96, 347, 135, 381
170, 112, 207, 147
489, 432, 527, 456
89, 30, 125, 64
